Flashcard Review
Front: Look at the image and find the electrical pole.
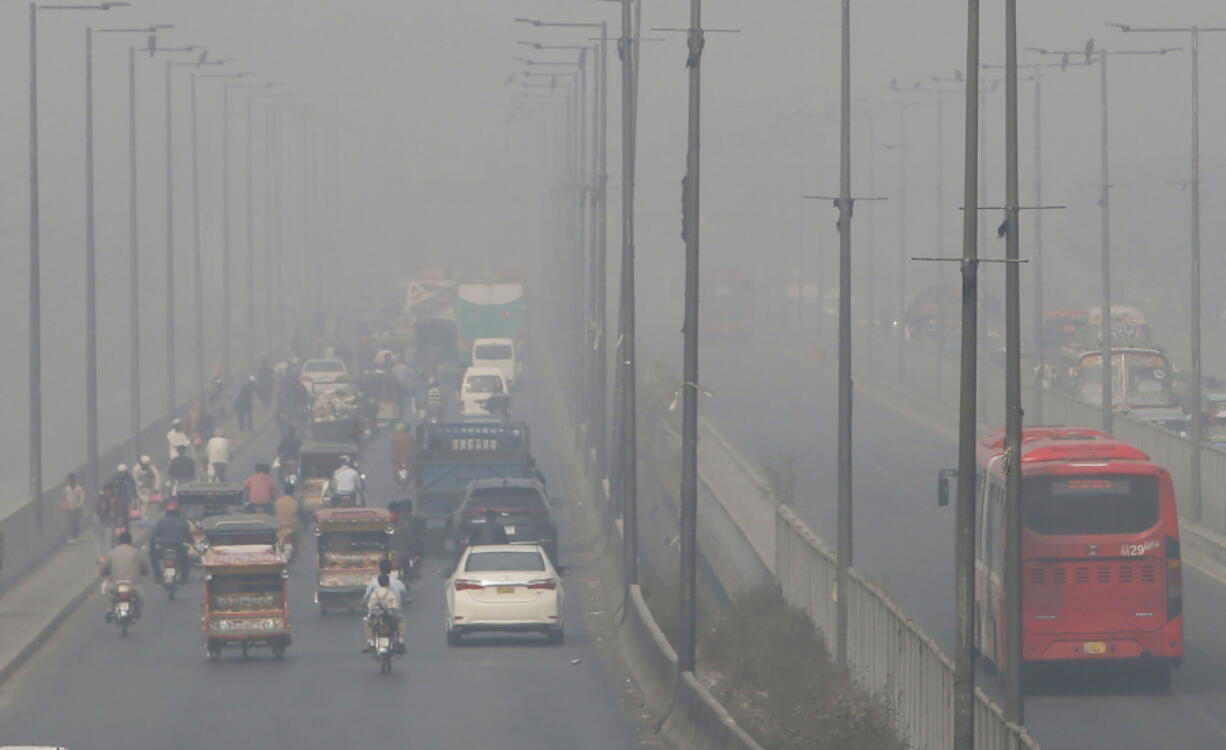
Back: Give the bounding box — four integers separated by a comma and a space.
165, 59, 176, 417
835, 0, 853, 669
127, 44, 141, 452
954, 1, 980, 747
28, 3, 43, 517
1032, 73, 1044, 425
617, 0, 639, 590
1003, 0, 1024, 725
677, 0, 703, 676
1109, 21, 1217, 522
85, 26, 100, 495
191, 71, 206, 395
1098, 48, 1113, 434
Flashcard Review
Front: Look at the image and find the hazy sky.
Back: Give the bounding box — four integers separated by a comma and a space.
0, 0, 1225, 505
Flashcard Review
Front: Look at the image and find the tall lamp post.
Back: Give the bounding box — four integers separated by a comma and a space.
1032, 42, 1177, 435
1109, 20, 1225, 523
28, 0, 129, 511
85, 23, 169, 491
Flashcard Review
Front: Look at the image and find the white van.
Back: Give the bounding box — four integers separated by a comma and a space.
472, 337, 519, 388
459, 366, 509, 419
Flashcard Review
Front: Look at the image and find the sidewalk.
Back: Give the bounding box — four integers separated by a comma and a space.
0, 410, 276, 686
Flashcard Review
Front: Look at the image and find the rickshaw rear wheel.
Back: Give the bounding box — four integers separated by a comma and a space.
240, 643, 249, 659
206, 642, 221, 661
272, 644, 286, 660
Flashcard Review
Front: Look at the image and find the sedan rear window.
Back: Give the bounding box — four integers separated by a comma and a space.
305, 360, 345, 373
468, 487, 546, 511
465, 550, 545, 572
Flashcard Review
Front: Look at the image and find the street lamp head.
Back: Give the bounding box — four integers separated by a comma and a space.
517, 41, 543, 49
1105, 22, 1132, 33
513, 17, 542, 26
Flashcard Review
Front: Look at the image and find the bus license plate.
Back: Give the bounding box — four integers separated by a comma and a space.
1083, 641, 1107, 654
497, 586, 515, 595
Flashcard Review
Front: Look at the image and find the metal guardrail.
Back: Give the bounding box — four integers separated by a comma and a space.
776, 506, 1040, 750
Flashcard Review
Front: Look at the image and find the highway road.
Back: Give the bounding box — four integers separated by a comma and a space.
658, 323, 1226, 750
0, 386, 647, 750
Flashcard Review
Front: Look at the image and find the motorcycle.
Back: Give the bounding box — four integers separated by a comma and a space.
276, 526, 298, 564
370, 611, 402, 673
159, 549, 180, 600
109, 581, 139, 636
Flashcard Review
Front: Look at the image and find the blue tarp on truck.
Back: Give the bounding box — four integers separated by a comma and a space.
414, 422, 538, 531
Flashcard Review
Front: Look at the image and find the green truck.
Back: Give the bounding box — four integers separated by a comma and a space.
456, 282, 526, 361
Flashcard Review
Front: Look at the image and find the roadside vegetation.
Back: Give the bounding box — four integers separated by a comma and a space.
702, 584, 907, 750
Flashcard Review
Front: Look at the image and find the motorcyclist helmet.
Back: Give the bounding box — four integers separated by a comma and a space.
340, 455, 352, 466
116, 463, 128, 473
140, 455, 151, 466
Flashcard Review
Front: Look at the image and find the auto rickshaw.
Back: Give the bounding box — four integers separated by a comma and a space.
298, 441, 361, 513
201, 514, 278, 549
314, 507, 395, 614
201, 545, 291, 660
310, 382, 367, 444
173, 483, 246, 562
359, 369, 403, 427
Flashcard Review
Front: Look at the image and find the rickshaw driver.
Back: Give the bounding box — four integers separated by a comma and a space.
363, 574, 405, 654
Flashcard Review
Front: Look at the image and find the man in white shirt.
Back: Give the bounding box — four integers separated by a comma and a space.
331, 456, 361, 506
166, 419, 190, 462
206, 429, 232, 482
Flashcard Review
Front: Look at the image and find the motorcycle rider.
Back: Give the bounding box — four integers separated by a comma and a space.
243, 463, 278, 514
470, 508, 510, 546
206, 429, 231, 482
166, 418, 191, 461
167, 444, 196, 483
363, 573, 405, 654
330, 455, 362, 507
363, 558, 409, 606
483, 380, 511, 419
100, 531, 149, 620
390, 422, 414, 481
149, 501, 191, 584
425, 378, 443, 421
131, 455, 162, 515
274, 481, 301, 552
106, 464, 138, 527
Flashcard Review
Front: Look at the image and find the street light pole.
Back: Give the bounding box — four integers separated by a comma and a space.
85, 25, 99, 493
954, 0, 981, 747
1003, 0, 1023, 725
678, 0, 703, 676
1110, 21, 1219, 521
835, 0, 853, 670
619, 0, 639, 589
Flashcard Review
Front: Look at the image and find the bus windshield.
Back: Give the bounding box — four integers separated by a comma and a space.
1023, 475, 1159, 536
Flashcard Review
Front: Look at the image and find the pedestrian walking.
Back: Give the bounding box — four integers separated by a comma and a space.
92, 485, 117, 557
235, 375, 257, 432
62, 473, 85, 544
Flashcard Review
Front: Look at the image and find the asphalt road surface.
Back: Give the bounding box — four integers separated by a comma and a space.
0, 385, 644, 750
665, 324, 1226, 750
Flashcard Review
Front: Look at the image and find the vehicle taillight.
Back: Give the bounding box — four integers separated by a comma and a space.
527, 578, 557, 590
1165, 535, 1182, 621
454, 579, 483, 591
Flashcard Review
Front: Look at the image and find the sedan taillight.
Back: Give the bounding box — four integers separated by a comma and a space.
527, 578, 557, 590
454, 579, 483, 591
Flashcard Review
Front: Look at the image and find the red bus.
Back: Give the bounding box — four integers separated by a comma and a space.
972, 426, 1183, 687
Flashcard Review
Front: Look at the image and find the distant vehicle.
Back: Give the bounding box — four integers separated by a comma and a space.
472, 337, 519, 389
459, 366, 509, 419
413, 421, 537, 541
453, 478, 559, 564
1074, 347, 1183, 426
953, 426, 1183, 689
446, 544, 564, 646
703, 269, 753, 335
300, 358, 348, 386
457, 282, 526, 359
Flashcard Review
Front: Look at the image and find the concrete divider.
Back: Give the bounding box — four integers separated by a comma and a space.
661, 671, 767, 750
617, 585, 679, 723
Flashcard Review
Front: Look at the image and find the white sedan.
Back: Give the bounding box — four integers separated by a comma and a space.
445, 545, 564, 645
300, 358, 348, 386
